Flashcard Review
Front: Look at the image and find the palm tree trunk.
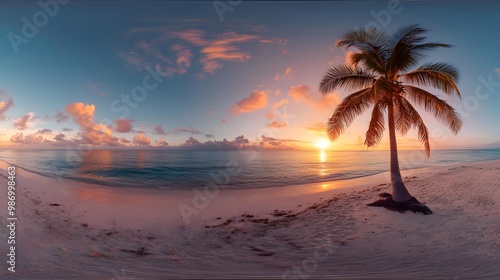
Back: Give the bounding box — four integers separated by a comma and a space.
387, 99, 413, 202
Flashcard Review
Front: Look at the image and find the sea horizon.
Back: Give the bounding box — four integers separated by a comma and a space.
2, 148, 499, 190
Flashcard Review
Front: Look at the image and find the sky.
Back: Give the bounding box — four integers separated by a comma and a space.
0, 0, 499, 151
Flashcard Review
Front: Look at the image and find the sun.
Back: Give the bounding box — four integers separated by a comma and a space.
316, 139, 330, 150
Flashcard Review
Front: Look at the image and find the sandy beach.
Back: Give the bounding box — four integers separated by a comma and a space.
0, 159, 499, 279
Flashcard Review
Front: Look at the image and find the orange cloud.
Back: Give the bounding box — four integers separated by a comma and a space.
274, 66, 293, 81
267, 121, 288, 129
132, 132, 151, 146
267, 99, 289, 120
66, 102, 121, 146
288, 84, 340, 111
305, 122, 327, 133
231, 90, 268, 115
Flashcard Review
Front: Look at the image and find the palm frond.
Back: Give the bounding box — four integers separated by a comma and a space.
399, 97, 431, 157
403, 85, 463, 133
320, 64, 375, 94
337, 27, 388, 51
328, 88, 374, 140
413, 42, 453, 51
364, 100, 386, 147
386, 24, 442, 75
350, 51, 386, 74
393, 96, 416, 136
399, 63, 460, 97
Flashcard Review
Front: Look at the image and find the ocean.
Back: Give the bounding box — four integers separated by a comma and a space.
1, 149, 499, 190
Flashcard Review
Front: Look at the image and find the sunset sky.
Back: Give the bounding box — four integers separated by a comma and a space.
1, 0, 499, 150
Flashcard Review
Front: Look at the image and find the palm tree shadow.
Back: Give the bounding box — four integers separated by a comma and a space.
367, 192, 433, 215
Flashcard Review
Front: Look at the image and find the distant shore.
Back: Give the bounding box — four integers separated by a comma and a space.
0, 159, 499, 278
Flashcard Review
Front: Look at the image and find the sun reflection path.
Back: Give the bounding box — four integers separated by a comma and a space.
320, 150, 326, 162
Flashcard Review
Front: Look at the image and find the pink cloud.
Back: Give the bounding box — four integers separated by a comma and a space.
0, 91, 14, 120
132, 132, 151, 146
54, 133, 66, 141
12, 112, 37, 130
231, 90, 268, 115
36, 129, 52, 135
156, 139, 169, 147
154, 124, 167, 135
113, 118, 135, 133
10, 132, 43, 144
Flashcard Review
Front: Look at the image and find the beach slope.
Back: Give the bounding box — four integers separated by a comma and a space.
0, 160, 499, 279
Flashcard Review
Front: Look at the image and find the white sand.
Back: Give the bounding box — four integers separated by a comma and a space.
0, 159, 499, 279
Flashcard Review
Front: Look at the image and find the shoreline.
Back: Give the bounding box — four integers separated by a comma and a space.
0, 159, 499, 278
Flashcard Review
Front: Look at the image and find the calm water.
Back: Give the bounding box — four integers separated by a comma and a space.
0, 149, 499, 190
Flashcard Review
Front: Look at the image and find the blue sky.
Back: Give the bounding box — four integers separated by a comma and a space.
0, 0, 499, 150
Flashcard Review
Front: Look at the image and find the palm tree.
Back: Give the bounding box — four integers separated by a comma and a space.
320, 24, 462, 214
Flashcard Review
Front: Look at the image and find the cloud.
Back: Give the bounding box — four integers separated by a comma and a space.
305, 122, 327, 133
10, 132, 43, 144
171, 44, 192, 75
54, 111, 69, 123
54, 133, 66, 141
12, 112, 37, 130
113, 118, 135, 133
36, 128, 53, 135
288, 85, 312, 103
162, 134, 309, 150
205, 133, 215, 139
274, 66, 293, 81
221, 119, 227, 124
62, 127, 73, 132
182, 136, 202, 146
171, 126, 203, 135
266, 99, 289, 120
120, 138, 131, 144
132, 132, 151, 146
180, 135, 250, 150
66, 102, 121, 146
231, 90, 268, 115
288, 84, 340, 111
259, 135, 309, 149
120, 25, 284, 75
0, 91, 14, 120
156, 139, 169, 147
154, 124, 167, 135
267, 121, 288, 129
